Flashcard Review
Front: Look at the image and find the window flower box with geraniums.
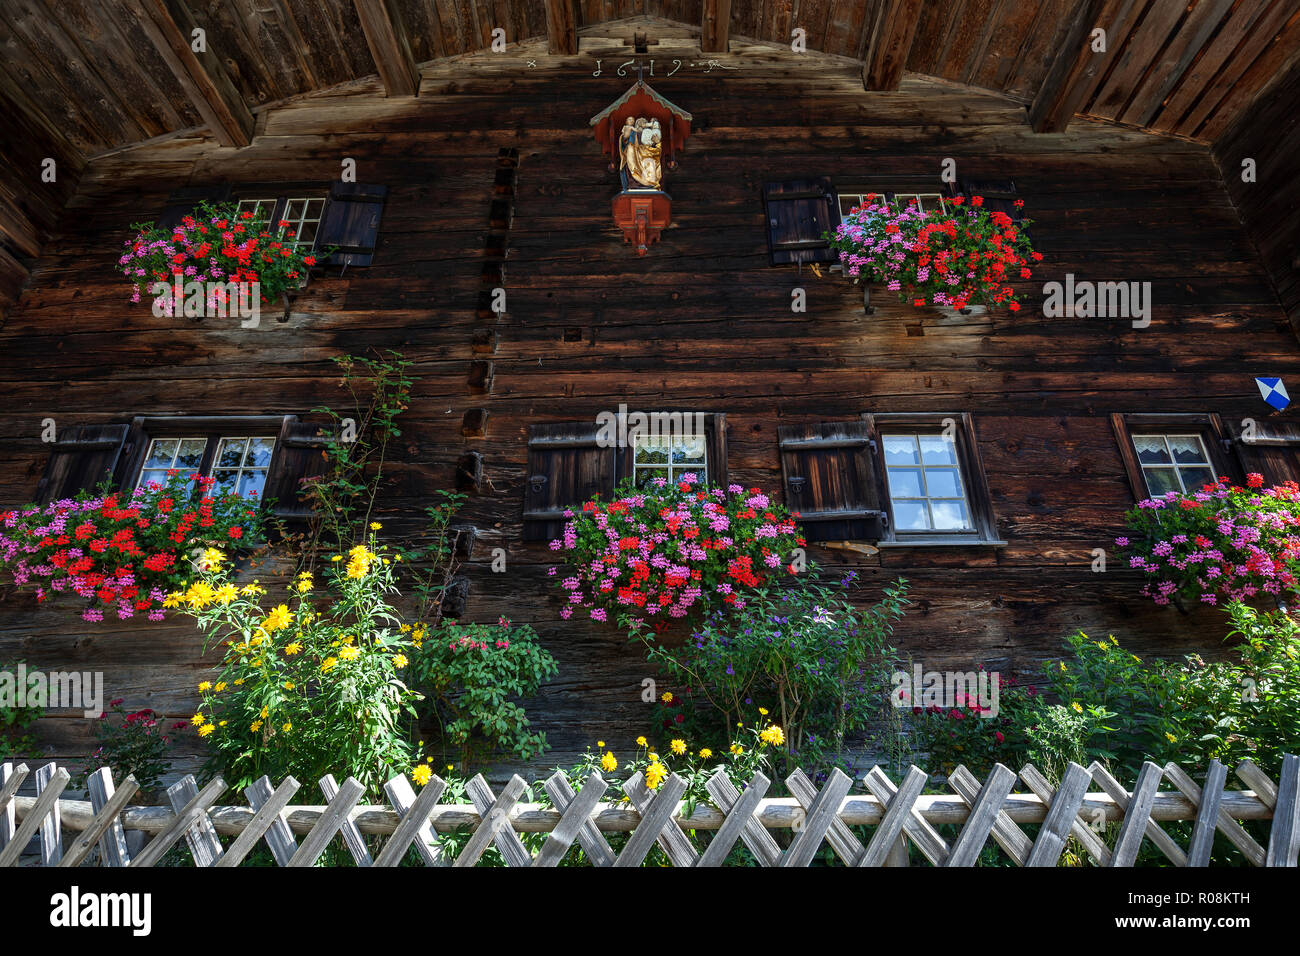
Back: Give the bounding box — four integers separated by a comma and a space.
824, 194, 1041, 313
547, 475, 805, 629
119, 201, 327, 320
1116, 474, 1300, 610
0, 470, 266, 623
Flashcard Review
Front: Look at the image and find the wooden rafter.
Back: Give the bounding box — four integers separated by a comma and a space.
545, 0, 578, 55
1028, 0, 1112, 134
863, 0, 924, 91
701, 0, 732, 53
134, 0, 253, 147
353, 0, 420, 97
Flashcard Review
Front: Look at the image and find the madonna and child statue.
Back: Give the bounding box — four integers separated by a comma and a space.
620, 117, 663, 190
590, 79, 691, 255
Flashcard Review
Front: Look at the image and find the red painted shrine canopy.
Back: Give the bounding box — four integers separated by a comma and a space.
589, 79, 692, 166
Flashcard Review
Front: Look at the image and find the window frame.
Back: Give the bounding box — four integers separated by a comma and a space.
121, 415, 286, 503
615, 411, 728, 490
232, 183, 329, 251
862, 412, 1003, 547
836, 187, 950, 219
1111, 413, 1233, 502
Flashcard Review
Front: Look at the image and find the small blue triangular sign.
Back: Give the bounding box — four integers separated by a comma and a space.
1257, 376, 1290, 411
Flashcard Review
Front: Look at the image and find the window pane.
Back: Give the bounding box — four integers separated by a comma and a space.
1168, 435, 1208, 464
245, 437, 275, 468
882, 435, 919, 465
888, 467, 924, 497
211, 470, 238, 494
145, 438, 179, 468
931, 499, 971, 530
893, 500, 930, 531
1179, 466, 1215, 490
239, 470, 267, 498
1133, 436, 1171, 465
635, 468, 669, 487
634, 440, 670, 465
175, 438, 207, 469
673, 436, 706, 464
139, 469, 170, 489
924, 467, 964, 497
1142, 467, 1179, 495
216, 438, 247, 468
918, 435, 958, 465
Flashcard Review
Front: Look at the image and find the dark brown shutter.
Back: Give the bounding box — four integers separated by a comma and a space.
1232, 420, 1300, 485
778, 421, 884, 542
523, 423, 616, 542
34, 424, 130, 505
316, 183, 388, 267
763, 178, 841, 265
263, 417, 336, 519
157, 185, 232, 231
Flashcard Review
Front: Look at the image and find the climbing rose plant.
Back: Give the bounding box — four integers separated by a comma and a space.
825, 193, 1041, 311
0, 470, 265, 623
1117, 474, 1300, 608
548, 475, 805, 627
119, 200, 323, 313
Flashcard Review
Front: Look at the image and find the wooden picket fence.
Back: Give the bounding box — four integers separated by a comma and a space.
2, 754, 1298, 867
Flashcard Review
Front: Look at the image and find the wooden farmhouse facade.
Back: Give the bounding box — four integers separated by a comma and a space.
2, 2, 1300, 779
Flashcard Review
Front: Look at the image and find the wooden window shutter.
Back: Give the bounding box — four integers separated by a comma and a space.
34, 424, 131, 505
1231, 420, 1300, 485
157, 185, 232, 231
778, 422, 885, 542
523, 423, 616, 542
316, 183, 388, 267
263, 417, 336, 519
763, 178, 841, 265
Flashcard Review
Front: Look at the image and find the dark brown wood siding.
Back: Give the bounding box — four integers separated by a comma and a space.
0, 50, 1296, 779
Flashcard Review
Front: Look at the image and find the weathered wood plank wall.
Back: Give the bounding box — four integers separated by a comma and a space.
1216, 54, 1300, 341
0, 35, 1296, 779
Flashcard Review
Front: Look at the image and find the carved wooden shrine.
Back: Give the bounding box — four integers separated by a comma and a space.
589, 78, 692, 255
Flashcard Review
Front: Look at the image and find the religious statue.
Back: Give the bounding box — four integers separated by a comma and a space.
619, 117, 663, 190
590, 79, 690, 254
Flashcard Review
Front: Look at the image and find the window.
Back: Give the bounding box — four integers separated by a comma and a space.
837, 189, 949, 218
160, 183, 389, 267
135, 433, 276, 499
880, 431, 972, 532
1130, 434, 1215, 495
866, 413, 1002, 546
34, 415, 332, 520
235, 195, 326, 249
524, 413, 728, 541
1111, 414, 1232, 501
631, 432, 708, 486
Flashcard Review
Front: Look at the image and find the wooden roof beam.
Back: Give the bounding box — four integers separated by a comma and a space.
545, 0, 578, 55
353, 0, 420, 97
863, 0, 923, 91
1029, 0, 1112, 133
701, 0, 732, 53
136, 0, 254, 147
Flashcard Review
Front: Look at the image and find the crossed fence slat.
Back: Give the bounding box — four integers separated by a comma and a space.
948, 764, 1033, 864
1164, 761, 1265, 866
3, 755, 1297, 867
